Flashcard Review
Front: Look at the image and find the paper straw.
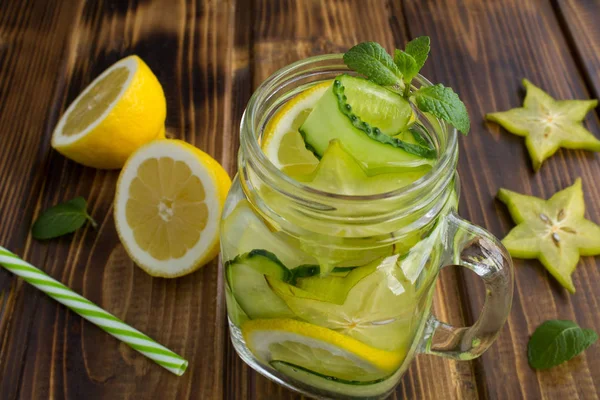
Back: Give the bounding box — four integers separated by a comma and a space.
0, 246, 188, 376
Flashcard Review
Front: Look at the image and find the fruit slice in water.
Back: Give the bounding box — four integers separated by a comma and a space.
221, 200, 317, 268
242, 319, 403, 382
290, 140, 429, 195
268, 255, 417, 352
497, 178, 600, 293
114, 139, 231, 277
300, 74, 435, 174
225, 284, 249, 326
270, 263, 377, 305
52, 55, 167, 169
486, 79, 600, 170
271, 360, 399, 397
290, 265, 357, 282
226, 250, 295, 319
261, 82, 331, 173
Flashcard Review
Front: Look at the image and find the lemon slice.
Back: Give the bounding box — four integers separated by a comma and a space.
114, 139, 231, 277
261, 81, 331, 173
52, 55, 166, 169
242, 319, 403, 382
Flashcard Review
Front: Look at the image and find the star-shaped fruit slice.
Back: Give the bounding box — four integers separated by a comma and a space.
285, 139, 429, 195
497, 178, 600, 293
486, 79, 600, 170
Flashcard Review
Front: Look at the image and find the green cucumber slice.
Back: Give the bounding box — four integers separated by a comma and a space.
294, 264, 377, 305
271, 360, 388, 385
341, 77, 413, 135
300, 75, 435, 174
290, 265, 357, 284
226, 250, 295, 319
267, 263, 376, 305
271, 361, 399, 397
225, 284, 249, 326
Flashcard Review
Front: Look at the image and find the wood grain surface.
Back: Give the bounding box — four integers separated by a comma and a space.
0, 0, 599, 399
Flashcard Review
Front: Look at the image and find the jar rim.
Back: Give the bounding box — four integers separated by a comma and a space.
240, 53, 458, 204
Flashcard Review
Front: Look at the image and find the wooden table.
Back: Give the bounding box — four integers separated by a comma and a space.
1, 0, 599, 398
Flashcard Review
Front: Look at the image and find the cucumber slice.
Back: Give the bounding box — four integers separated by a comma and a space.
300, 75, 435, 174
294, 264, 377, 304
270, 263, 377, 305
271, 361, 388, 385
226, 249, 295, 319
225, 283, 249, 326
290, 265, 357, 284
271, 361, 399, 397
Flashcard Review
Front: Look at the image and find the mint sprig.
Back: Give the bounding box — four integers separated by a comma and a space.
32, 196, 97, 240
344, 38, 470, 135
528, 320, 597, 369
393, 50, 418, 85
405, 36, 430, 71
414, 84, 470, 134
342, 42, 403, 89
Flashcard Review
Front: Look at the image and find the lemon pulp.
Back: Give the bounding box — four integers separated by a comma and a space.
62, 67, 129, 136
126, 157, 209, 260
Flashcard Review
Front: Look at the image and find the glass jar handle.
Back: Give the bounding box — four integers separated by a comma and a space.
421, 211, 514, 360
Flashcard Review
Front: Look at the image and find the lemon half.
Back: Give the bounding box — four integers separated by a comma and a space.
52, 55, 166, 169
114, 139, 231, 277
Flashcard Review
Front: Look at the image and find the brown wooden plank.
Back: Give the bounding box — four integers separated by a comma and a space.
224, 1, 478, 399
0, 1, 87, 398
554, 0, 600, 98
402, 0, 600, 399
0, 0, 237, 398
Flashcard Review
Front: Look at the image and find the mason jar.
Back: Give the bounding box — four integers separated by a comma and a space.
220, 54, 513, 400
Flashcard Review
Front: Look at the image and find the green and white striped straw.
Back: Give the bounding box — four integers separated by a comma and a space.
0, 246, 188, 376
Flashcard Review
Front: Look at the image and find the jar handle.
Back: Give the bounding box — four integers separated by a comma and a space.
420, 211, 514, 360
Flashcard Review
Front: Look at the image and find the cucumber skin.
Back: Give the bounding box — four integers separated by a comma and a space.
300, 75, 436, 162
289, 265, 357, 284
226, 249, 294, 319
225, 249, 292, 283
271, 360, 388, 386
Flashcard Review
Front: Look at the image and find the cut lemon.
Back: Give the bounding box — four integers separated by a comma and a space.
114, 139, 231, 277
261, 81, 331, 173
242, 319, 404, 382
52, 55, 166, 169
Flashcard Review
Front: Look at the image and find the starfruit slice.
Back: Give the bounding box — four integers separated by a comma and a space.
287, 139, 429, 195
497, 178, 600, 293
486, 79, 600, 170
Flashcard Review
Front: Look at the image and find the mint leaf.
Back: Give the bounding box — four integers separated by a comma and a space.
528, 320, 598, 369
414, 84, 470, 134
343, 42, 402, 87
394, 50, 418, 83
32, 196, 97, 240
405, 36, 430, 71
